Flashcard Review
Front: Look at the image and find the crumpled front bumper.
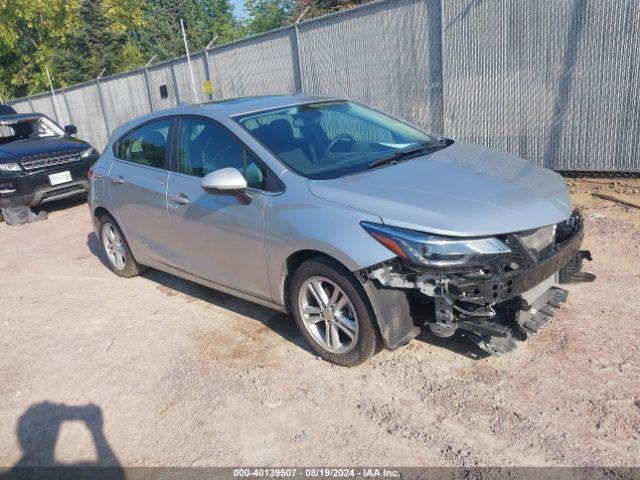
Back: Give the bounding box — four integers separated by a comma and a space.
361, 211, 595, 354
446, 217, 594, 305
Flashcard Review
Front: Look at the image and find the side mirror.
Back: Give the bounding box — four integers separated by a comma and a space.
64, 125, 78, 135
201, 167, 252, 204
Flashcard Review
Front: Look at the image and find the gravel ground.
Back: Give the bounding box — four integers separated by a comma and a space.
0, 178, 638, 468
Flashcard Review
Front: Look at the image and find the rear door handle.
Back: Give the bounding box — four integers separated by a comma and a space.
111, 176, 126, 185
169, 193, 190, 205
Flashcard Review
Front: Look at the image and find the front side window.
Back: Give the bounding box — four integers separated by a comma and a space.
117, 119, 171, 168
176, 117, 278, 191
235, 101, 441, 180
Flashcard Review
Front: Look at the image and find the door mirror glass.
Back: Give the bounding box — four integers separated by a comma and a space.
64, 124, 78, 135
201, 167, 248, 192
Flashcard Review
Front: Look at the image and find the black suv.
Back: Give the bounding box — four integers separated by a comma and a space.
0, 105, 98, 207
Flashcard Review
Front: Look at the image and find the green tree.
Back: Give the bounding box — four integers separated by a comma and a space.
136, 0, 243, 62
53, 0, 145, 85
244, 0, 296, 35
0, 0, 80, 99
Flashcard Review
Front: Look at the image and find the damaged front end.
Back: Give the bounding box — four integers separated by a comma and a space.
359, 211, 595, 355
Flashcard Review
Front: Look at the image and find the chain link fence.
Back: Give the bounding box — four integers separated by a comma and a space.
6, 0, 640, 175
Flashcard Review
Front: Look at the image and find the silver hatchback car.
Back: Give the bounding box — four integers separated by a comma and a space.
89, 94, 594, 366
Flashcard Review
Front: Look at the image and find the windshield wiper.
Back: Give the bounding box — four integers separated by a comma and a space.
367, 144, 426, 169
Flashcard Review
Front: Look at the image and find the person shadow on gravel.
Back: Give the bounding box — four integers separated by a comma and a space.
0, 402, 125, 480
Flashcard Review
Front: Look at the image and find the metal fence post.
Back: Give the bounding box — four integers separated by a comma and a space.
291, 24, 304, 94
428, 0, 445, 134
62, 90, 74, 126
144, 68, 154, 112
27, 96, 35, 113
49, 92, 62, 124
170, 63, 181, 105
95, 79, 111, 138
203, 50, 213, 101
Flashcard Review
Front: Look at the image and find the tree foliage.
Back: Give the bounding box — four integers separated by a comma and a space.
244, 0, 296, 35
53, 0, 145, 85
0, 0, 373, 100
0, 0, 80, 99
135, 0, 244, 63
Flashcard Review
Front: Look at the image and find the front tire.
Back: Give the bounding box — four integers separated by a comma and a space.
98, 215, 145, 278
290, 257, 380, 366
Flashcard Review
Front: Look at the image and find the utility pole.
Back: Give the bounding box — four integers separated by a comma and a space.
180, 18, 200, 103
45, 67, 63, 124
144, 55, 157, 112
203, 35, 218, 101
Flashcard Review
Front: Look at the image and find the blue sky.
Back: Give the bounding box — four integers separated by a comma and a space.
230, 0, 248, 18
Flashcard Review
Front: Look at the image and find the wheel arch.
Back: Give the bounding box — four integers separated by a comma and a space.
281, 249, 419, 351
282, 249, 349, 314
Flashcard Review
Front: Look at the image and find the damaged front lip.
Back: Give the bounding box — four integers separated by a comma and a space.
448, 219, 592, 304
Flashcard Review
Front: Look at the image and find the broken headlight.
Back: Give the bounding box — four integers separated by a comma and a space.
361, 222, 511, 268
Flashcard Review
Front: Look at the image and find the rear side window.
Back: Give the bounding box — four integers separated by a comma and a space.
115, 119, 171, 169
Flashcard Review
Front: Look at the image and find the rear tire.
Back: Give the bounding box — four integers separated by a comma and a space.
290, 257, 380, 367
98, 215, 145, 278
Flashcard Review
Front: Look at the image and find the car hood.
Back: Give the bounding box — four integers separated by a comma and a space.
0, 136, 90, 162
307, 141, 572, 237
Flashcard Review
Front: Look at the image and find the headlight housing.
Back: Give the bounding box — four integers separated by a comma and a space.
0, 162, 22, 172
80, 147, 97, 159
361, 221, 511, 269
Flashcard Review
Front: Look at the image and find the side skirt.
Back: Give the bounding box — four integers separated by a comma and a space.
144, 258, 287, 313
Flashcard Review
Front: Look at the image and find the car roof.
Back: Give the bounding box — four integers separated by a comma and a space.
110, 93, 346, 142
194, 93, 344, 117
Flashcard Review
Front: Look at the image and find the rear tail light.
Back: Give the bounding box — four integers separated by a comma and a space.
88, 166, 94, 180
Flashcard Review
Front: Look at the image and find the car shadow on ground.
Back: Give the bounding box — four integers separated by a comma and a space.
86, 231, 311, 356
86, 231, 490, 362
33, 195, 87, 216
86, 232, 112, 270
414, 330, 491, 360
0, 402, 125, 480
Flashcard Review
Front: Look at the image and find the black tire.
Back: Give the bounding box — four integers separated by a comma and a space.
98, 215, 145, 278
290, 257, 381, 367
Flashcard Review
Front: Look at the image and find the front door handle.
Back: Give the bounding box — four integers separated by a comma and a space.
111, 175, 126, 185
169, 193, 190, 205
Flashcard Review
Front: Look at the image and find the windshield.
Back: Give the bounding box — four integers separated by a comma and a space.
235, 101, 441, 180
0, 115, 64, 145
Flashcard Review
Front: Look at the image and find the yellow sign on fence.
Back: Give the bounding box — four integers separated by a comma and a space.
203, 80, 214, 95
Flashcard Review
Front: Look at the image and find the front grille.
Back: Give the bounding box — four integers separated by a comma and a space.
19, 150, 82, 171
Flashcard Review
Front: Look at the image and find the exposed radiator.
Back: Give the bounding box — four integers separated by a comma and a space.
521, 273, 558, 305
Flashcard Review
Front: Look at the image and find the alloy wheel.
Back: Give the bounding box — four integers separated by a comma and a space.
102, 223, 127, 270
298, 276, 359, 354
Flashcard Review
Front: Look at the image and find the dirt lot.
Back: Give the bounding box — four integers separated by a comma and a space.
0, 178, 639, 468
